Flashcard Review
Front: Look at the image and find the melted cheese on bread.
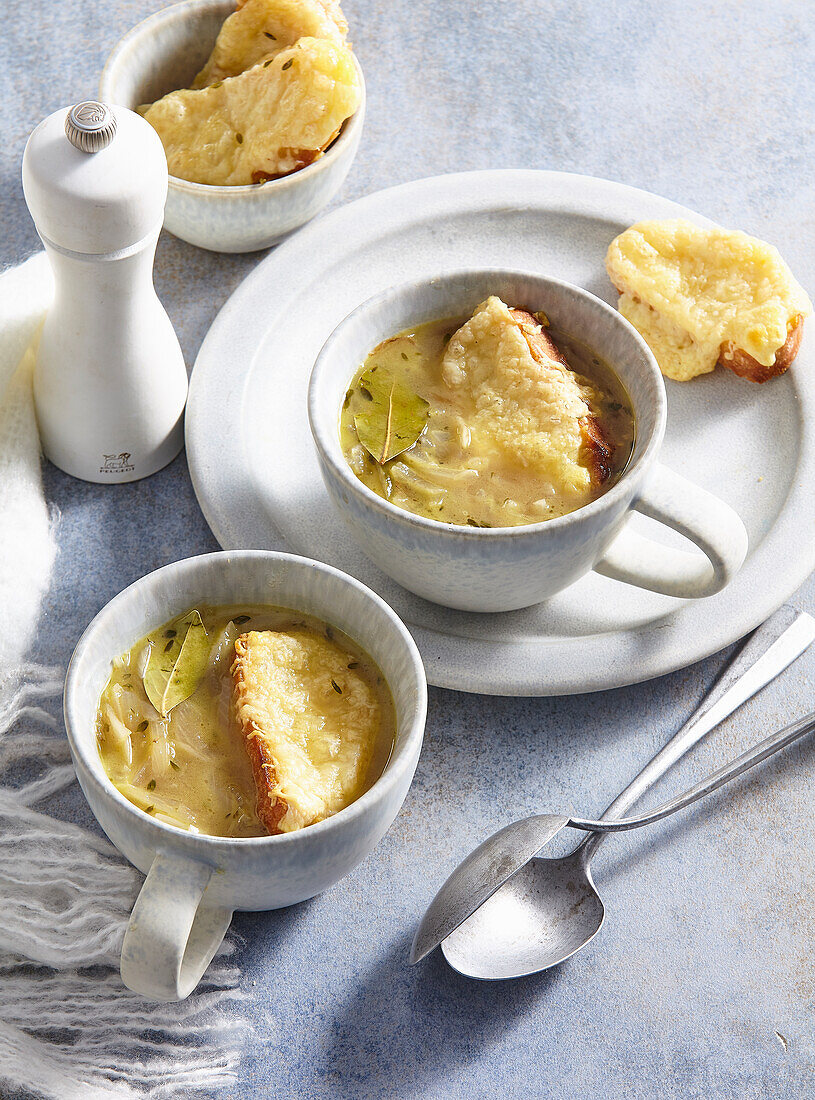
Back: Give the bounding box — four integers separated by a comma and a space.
192, 0, 348, 88
232, 629, 380, 833
140, 37, 360, 186
440, 296, 610, 503
606, 219, 812, 381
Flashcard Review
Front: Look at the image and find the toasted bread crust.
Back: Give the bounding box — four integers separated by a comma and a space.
579, 416, 613, 484
251, 146, 321, 182
232, 635, 287, 835
510, 308, 613, 485
719, 314, 804, 382
509, 308, 570, 368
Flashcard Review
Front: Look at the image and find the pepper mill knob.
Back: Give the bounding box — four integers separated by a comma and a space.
64, 101, 118, 152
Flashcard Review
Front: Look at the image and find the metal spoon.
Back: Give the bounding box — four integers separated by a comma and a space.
411, 606, 815, 978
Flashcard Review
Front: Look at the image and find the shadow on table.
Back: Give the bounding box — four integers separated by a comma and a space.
315, 932, 565, 1098
596, 718, 815, 884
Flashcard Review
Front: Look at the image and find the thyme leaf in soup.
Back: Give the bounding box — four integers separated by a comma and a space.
353, 365, 429, 464
143, 610, 210, 717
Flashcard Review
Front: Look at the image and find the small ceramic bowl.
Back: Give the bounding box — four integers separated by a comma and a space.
64, 551, 426, 1001
99, 0, 365, 252
308, 269, 749, 612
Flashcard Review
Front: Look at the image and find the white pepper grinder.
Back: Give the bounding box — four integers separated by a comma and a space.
22, 101, 187, 483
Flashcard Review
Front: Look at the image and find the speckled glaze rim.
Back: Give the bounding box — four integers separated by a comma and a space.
308, 269, 666, 541
98, 0, 366, 198
63, 550, 427, 851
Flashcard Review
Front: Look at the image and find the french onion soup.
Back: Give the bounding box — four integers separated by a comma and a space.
340, 296, 635, 528
96, 604, 395, 837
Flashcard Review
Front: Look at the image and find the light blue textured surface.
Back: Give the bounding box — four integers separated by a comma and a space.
2, 1, 815, 1097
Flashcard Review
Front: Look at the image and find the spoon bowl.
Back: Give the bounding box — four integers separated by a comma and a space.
409, 814, 569, 965
441, 846, 605, 980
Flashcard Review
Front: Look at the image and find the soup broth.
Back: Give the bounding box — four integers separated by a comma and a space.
340, 312, 635, 528
96, 605, 396, 838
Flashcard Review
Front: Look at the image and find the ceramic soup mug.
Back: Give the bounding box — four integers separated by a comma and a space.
64, 551, 426, 1001
308, 270, 749, 613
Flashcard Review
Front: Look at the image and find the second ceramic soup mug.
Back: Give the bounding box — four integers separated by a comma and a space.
308, 270, 749, 613
63, 551, 426, 1001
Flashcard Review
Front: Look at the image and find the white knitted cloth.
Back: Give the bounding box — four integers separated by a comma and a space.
0, 256, 249, 1098
0, 254, 55, 668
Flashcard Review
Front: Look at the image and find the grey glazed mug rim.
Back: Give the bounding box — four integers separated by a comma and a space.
308, 268, 667, 542
63, 550, 427, 852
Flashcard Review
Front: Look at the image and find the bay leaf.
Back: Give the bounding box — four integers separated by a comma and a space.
143, 609, 210, 717
353, 364, 429, 464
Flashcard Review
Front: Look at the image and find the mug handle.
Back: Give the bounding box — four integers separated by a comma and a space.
594, 463, 748, 599
120, 850, 233, 1001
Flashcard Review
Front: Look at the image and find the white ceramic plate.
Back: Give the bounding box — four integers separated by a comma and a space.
186, 170, 815, 695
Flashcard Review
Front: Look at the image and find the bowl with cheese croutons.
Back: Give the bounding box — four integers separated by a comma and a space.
100, 0, 365, 252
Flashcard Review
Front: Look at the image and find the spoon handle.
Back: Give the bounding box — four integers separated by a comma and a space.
577, 606, 815, 860
571, 709, 815, 833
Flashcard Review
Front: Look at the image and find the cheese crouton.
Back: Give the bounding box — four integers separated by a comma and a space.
441, 296, 613, 495
193, 0, 348, 88
606, 219, 811, 382
232, 629, 380, 834
140, 37, 360, 186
